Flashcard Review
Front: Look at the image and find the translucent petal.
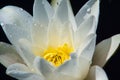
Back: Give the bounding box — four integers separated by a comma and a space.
33, 0, 51, 25
51, 0, 62, 10
32, 0, 53, 49
34, 57, 55, 78
77, 34, 96, 61
86, 66, 108, 80
48, 21, 73, 48
54, 53, 91, 80
54, 0, 77, 31
0, 6, 32, 26
74, 16, 95, 49
31, 23, 48, 51
75, 0, 99, 31
16, 39, 35, 68
0, 42, 24, 67
54, 0, 68, 23
0, 6, 32, 45
0, 6, 32, 40
6, 63, 44, 80
1, 24, 31, 45
43, 0, 54, 20
92, 34, 120, 67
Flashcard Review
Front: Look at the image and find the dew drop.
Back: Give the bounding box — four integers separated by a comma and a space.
9, 35, 12, 38
34, 23, 37, 26
0, 22, 4, 26
20, 8, 23, 11
14, 24, 17, 26
87, 8, 91, 14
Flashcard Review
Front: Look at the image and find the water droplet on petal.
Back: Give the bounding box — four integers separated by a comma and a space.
20, 8, 23, 11
1, 22, 4, 26
14, 24, 17, 26
34, 23, 37, 26
9, 35, 12, 38
87, 8, 91, 14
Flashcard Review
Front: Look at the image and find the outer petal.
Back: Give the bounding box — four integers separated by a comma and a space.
74, 16, 96, 49
86, 66, 108, 80
78, 34, 96, 60
75, 0, 99, 31
6, 63, 44, 80
92, 34, 120, 67
16, 39, 35, 69
1, 24, 31, 45
0, 42, 24, 67
0, 6, 32, 43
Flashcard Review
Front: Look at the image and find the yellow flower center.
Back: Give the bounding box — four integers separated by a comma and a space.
43, 43, 74, 67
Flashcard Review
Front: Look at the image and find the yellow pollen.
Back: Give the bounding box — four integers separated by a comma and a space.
43, 43, 74, 67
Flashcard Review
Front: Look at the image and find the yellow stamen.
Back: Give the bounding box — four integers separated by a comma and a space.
43, 43, 74, 67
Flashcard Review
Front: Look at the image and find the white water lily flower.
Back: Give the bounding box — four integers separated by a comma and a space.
0, 0, 120, 80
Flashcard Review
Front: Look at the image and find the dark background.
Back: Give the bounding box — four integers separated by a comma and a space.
0, 0, 120, 80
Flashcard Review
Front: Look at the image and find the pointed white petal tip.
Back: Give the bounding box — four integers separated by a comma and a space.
93, 34, 120, 67
0, 6, 32, 25
6, 63, 30, 77
0, 42, 24, 67
33, 0, 54, 25
75, 0, 99, 27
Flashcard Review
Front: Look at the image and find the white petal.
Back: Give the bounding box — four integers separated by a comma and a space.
54, 0, 68, 23
51, 0, 62, 10
31, 23, 48, 51
54, 0, 77, 31
0, 42, 24, 67
54, 53, 91, 80
48, 0, 76, 47
6, 63, 44, 80
86, 66, 108, 80
77, 34, 96, 61
55, 34, 96, 79
16, 39, 35, 69
0, 6, 32, 26
0, 6, 32, 45
48, 21, 73, 48
75, 0, 99, 31
32, 0, 53, 49
74, 16, 96, 49
34, 57, 55, 78
92, 34, 120, 67
1, 24, 31, 45
43, 0, 54, 20
33, 0, 52, 25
